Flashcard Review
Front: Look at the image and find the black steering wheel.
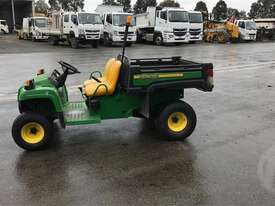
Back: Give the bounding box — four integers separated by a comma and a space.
58, 61, 81, 75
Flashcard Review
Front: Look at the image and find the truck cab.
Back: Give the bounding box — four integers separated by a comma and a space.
22, 17, 49, 41
0, 20, 9, 34
188, 11, 203, 42
48, 11, 102, 48
63, 12, 102, 43
235, 20, 257, 41
155, 8, 190, 44
102, 12, 137, 46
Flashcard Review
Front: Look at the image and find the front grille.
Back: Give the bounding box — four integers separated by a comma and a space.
118, 32, 134, 35
173, 29, 187, 37
85, 30, 100, 33
190, 29, 201, 36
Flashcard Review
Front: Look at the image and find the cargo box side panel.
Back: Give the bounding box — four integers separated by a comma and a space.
133, 71, 203, 87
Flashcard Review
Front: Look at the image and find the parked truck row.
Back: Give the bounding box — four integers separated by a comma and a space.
13, 5, 275, 48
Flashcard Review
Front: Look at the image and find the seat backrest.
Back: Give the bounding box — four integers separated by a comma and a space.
104, 59, 122, 94
103, 58, 116, 76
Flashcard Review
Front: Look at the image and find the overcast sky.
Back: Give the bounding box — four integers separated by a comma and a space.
84, 0, 255, 13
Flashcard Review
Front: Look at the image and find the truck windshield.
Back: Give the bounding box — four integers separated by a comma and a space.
0, 21, 7, 25
169, 11, 189, 23
188, 13, 203, 23
78, 13, 102, 24
246, 21, 256, 30
113, 14, 133, 26
34, 19, 47, 28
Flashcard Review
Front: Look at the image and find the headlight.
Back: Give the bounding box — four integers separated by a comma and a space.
78, 28, 85, 34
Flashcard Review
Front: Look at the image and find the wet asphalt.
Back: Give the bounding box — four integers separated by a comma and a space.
0, 35, 275, 206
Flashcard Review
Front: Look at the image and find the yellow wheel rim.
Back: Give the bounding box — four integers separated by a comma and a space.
21, 122, 45, 144
167, 112, 188, 132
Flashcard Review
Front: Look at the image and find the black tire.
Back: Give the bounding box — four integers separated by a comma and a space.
49, 37, 58, 46
91, 41, 98, 48
103, 34, 111, 46
12, 113, 53, 151
70, 37, 78, 49
155, 101, 197, 141
126, 42, 132, 47
154, 34, 163, 46
31, 36, 36, 42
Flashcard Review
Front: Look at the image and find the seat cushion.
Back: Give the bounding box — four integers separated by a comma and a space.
84, 81, 110, 96
83, 59, 122, 97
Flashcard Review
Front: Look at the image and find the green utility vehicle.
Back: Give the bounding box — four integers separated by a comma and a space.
12, 17, 214, 151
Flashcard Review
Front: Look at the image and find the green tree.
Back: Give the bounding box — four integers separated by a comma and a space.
239, 10, 247, 19
194, 1, 208, 21
35, 0, 49, 14
117, 0, 132, 12
212, 0, 228, 20
134, 0, 157, 14
49, 0, 60, 10
49, 0, 84, 12
159, 0, 180, 8
227, 7, 240, 18
103, 0, 119, 5
248, 0, 275, 18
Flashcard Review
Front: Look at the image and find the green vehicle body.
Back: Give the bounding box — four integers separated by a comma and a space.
17, 65, 206, 126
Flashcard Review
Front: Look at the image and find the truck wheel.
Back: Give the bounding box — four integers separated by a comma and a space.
103, 34, 111, 46
49, 37, 58, 46
91, 41, 98, 48
70, 37, 78, 49
31, 36, 36, 42
155, 101, 197, 141
12, 113, 53, 151
126, 42, 132, 47
154, 34, 163, 46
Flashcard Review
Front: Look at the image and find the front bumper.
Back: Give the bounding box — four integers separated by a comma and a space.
79, 34, 100, 40
163, 33, 189, 43
242, 34, 257, 41
189, 35, 203, 41
112, 35, 137, 43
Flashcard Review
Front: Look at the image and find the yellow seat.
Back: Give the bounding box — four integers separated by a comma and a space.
83, 58, 122, 97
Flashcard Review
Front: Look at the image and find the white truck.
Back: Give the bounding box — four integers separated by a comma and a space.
48, 11, 103, 48
0, 20, 9, 34
235, 20, 257, 41
96, 5, 137, 46
135, 7, 190, 45
188, 11, 203, 43
18, 17, 49, 41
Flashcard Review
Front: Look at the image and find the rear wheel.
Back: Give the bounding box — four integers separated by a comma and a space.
12, 113, 53, 151
49, 36, 58, 46
155, 101, 197, 141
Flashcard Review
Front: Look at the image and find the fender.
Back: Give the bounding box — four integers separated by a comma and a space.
18, 86, 64, 112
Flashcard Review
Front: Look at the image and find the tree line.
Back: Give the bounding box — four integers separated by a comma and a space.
35, 0, 275, 20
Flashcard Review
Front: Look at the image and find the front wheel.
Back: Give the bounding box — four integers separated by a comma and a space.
12, 113, 53, 151
155, 101, 197, 141
70, 37, 78, 49
91, 41, 98, 48
154, 34, 163, 46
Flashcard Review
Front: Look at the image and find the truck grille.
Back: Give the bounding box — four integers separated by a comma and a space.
118, 32, 134, 35
189, 29, 201, 36
85, 30, 100, 33
173, 29, 187, 37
